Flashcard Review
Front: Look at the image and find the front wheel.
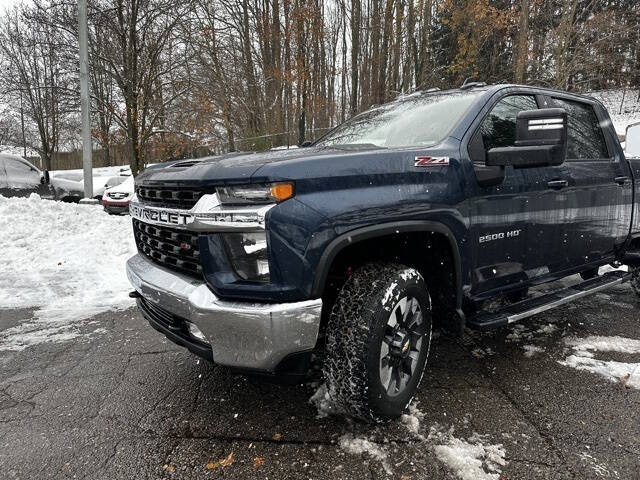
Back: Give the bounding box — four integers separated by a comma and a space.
323, 262, 432, 422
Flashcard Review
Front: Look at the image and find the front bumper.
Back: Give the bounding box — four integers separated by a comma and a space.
126, 254, 323, 371
103, 202, 130, 214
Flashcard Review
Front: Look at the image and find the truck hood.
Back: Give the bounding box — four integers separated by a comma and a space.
136, 148, 325, 186
135, 146, 400, 186
135, 140, 459, 188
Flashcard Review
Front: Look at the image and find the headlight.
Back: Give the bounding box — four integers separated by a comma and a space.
216, 182, 294, 205
223, 232, 270, 282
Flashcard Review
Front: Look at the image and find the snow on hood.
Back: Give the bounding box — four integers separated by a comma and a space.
105, 175, 134, 194
51, 166, 131, 197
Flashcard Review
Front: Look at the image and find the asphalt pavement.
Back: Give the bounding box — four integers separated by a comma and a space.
1, 280, 639, 479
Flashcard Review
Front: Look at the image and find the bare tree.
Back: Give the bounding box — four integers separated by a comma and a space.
0, 5, 78, 170
89, 0, 193, 175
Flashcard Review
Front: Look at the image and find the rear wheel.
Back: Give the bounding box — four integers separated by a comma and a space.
323, 262, 432, 422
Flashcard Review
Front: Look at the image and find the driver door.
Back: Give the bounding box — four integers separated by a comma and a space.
467, 93, 572, 298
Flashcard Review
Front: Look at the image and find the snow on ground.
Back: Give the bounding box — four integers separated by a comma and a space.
560, 335, 640, 389
0, 193, 136, 351
589, 88, 640, 136
577, 452, 621, 479
338, 434, 392, 475
308, 382, 341, 418
337, 402, 507, 479
522, 344, 545, 357
433, 432, 506, 480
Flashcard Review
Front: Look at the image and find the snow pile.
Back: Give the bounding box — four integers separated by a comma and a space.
434, 433, 506, 480
560, 335, 640, 389
401, 402, 427, 438
0, 194, 136, 351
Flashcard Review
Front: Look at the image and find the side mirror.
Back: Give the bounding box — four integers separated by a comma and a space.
42, 170, 50, 184
299, 140, 313, 148
487, 108, 568, 168
625, 123, 640, 157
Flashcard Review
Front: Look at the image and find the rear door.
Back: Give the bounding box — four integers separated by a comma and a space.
547, 96, 633, 266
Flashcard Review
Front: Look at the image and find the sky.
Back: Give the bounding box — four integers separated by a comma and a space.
0, 0, 22, 11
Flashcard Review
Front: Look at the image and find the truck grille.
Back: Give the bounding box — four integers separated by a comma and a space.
135, 185, 208, 209
133, 219, 202, 277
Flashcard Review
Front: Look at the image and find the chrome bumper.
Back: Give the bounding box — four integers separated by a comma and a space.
126, 254, 323, 371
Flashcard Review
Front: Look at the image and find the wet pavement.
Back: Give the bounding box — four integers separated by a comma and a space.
1, 281, 639, 479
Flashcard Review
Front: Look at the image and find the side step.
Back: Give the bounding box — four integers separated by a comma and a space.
467, 270, 630, 330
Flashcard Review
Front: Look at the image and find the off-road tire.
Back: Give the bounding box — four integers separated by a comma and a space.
323, 262, 432, 422
631, 267, 640, 298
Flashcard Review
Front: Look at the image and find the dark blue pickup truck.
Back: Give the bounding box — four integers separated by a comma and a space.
126, 84, 640, 422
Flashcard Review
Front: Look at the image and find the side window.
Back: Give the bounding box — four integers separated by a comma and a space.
4, 158, 39, 187
552, 98, 609, 160
480, 95, 538, 150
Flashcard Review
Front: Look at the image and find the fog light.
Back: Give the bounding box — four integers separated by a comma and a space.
187, 322, 208, 343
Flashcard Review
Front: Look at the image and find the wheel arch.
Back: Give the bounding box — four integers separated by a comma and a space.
311, 220, 464, 313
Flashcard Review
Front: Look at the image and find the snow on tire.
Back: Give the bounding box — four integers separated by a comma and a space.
323, 262, 432, 422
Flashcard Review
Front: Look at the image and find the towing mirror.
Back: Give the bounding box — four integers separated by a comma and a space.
625, 123, 640, 158
487, 108, 568, 168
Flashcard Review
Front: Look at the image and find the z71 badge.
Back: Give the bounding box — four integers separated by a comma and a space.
414, 156, 449, 167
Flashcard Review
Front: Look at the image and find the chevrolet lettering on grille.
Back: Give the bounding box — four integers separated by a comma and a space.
130, 203, 193, 226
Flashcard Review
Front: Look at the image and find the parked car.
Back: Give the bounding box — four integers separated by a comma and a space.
102, 175, 134, 215
51, 169, 129, 202
0, 153, 54, 198
126, 83, 640, 422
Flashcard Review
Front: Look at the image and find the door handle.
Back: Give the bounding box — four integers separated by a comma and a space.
547, 179, 568, 189
615, 176, 630, 185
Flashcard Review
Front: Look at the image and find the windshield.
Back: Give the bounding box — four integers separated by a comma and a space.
316, 91, 482, 149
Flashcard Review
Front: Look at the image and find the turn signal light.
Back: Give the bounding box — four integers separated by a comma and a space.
271, 183, 294, 202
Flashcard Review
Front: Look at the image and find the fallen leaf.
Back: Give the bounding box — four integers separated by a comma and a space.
207, 452, 234, 471
272, 433, 282, 441
162, 464, 175, 473
400, 475, 411, 480
253, 457, 265, 468
220, 452, 234, 467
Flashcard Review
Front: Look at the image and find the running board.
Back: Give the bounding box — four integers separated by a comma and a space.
467, 270, 630, 330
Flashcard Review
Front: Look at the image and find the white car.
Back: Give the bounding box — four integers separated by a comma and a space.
51, 168, 130, 202
0, 153, 55, 198
102, 175, 134, 215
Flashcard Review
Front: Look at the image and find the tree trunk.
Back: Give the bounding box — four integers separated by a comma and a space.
350, 0, 360, 114
514, 0, 529, 83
